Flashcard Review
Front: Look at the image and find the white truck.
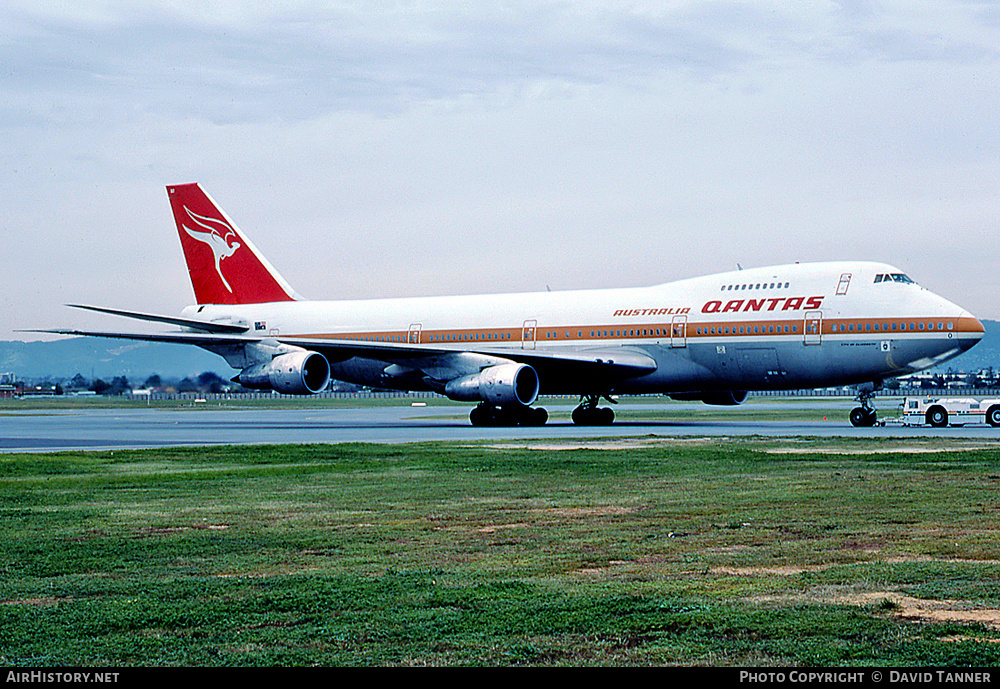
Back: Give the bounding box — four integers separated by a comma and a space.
899, 397, 1000, 427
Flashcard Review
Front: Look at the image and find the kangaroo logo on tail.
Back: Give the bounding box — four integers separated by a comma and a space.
181, 207, 242, 293
168, 183, 300, 305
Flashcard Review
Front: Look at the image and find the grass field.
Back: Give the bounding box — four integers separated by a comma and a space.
2, 437, 1000, 666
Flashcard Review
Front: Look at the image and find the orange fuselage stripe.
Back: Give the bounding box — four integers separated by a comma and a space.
290, 316, 982, 345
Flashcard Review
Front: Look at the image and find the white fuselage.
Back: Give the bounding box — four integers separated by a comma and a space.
181, 261, 983, 395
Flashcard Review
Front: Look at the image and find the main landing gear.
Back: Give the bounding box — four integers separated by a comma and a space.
572, 395, 616, 426
467, 395, 618, 427
469, 403, 548, 427
849, 385, 880, 427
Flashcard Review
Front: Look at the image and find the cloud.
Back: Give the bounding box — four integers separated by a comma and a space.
2, 1, 1000, 341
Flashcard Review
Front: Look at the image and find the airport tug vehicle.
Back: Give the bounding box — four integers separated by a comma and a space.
895, 397, 1000, 427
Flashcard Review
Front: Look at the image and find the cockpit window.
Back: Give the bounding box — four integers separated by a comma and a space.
874, 273, 915, 285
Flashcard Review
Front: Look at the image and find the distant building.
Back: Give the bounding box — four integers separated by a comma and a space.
0, 372, 19, 398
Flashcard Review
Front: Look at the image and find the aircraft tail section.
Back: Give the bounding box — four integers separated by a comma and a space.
167, 183, 300, 304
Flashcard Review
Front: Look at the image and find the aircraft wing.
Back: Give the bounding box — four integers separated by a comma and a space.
33, 327, 657, 388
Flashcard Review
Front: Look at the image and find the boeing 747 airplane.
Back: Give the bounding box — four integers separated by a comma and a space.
43, 183, 984, 427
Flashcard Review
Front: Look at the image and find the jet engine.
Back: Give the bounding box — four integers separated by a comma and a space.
444, 363, 539, 407
670, 390, 749, 406
238, 350, 331, 395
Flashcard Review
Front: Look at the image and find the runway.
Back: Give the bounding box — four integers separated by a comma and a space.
3, 398, 1000, 453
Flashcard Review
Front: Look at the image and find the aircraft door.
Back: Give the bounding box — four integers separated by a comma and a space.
836, 273, 852, 295
670, 315, 688, 348
804, 311, 822, 345
408, 323, 422, 344
522, 319, 537, 350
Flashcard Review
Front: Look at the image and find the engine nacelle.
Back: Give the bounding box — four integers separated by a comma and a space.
670, 390, 749, 406
239, 350, 331, 395
444, 363, 539, 407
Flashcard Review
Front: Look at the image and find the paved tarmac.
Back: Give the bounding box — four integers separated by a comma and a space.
3, 399, 1000, 453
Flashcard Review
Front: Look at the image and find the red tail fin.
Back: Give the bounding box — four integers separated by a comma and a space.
167, 183, 299, 304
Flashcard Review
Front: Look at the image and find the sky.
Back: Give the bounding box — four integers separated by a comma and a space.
3, 1, 1000, 341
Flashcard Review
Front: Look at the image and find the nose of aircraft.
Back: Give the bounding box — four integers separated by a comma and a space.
959, 310, 985, 352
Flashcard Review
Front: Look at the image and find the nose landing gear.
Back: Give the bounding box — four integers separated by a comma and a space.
849, 384, 881, 427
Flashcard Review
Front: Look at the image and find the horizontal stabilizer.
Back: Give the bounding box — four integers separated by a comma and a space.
66, 304, 249, 334
26, 328, 255, 347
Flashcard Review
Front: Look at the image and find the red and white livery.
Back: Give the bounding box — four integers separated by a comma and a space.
45, 183, 985, 427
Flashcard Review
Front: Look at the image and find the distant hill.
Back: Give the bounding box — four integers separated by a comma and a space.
4, 320, 998, 383
936, 319, 1000, 373
0, 338, 227, 381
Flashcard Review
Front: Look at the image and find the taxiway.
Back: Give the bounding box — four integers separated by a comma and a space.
3, 399, 1000, 453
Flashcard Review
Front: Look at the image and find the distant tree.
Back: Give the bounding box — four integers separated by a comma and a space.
90, 379, 109, 394
69, 373, 88, 390
108, 376, 130, 395
197, 371, 226, 393
143, 374, 162, 389
177, 377, 198, 393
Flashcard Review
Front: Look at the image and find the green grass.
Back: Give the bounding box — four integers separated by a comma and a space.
2, 439, 1000, 666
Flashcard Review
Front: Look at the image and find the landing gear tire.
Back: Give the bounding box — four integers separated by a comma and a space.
469, 404, 489, 427
987, 406, 1000, 428
470, 403, 547, 427
850, 382, 882, 428
528, 407, 549, 426
849, 407, 865, 427
572, 405, 615, 426
849, 407, 877, 428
